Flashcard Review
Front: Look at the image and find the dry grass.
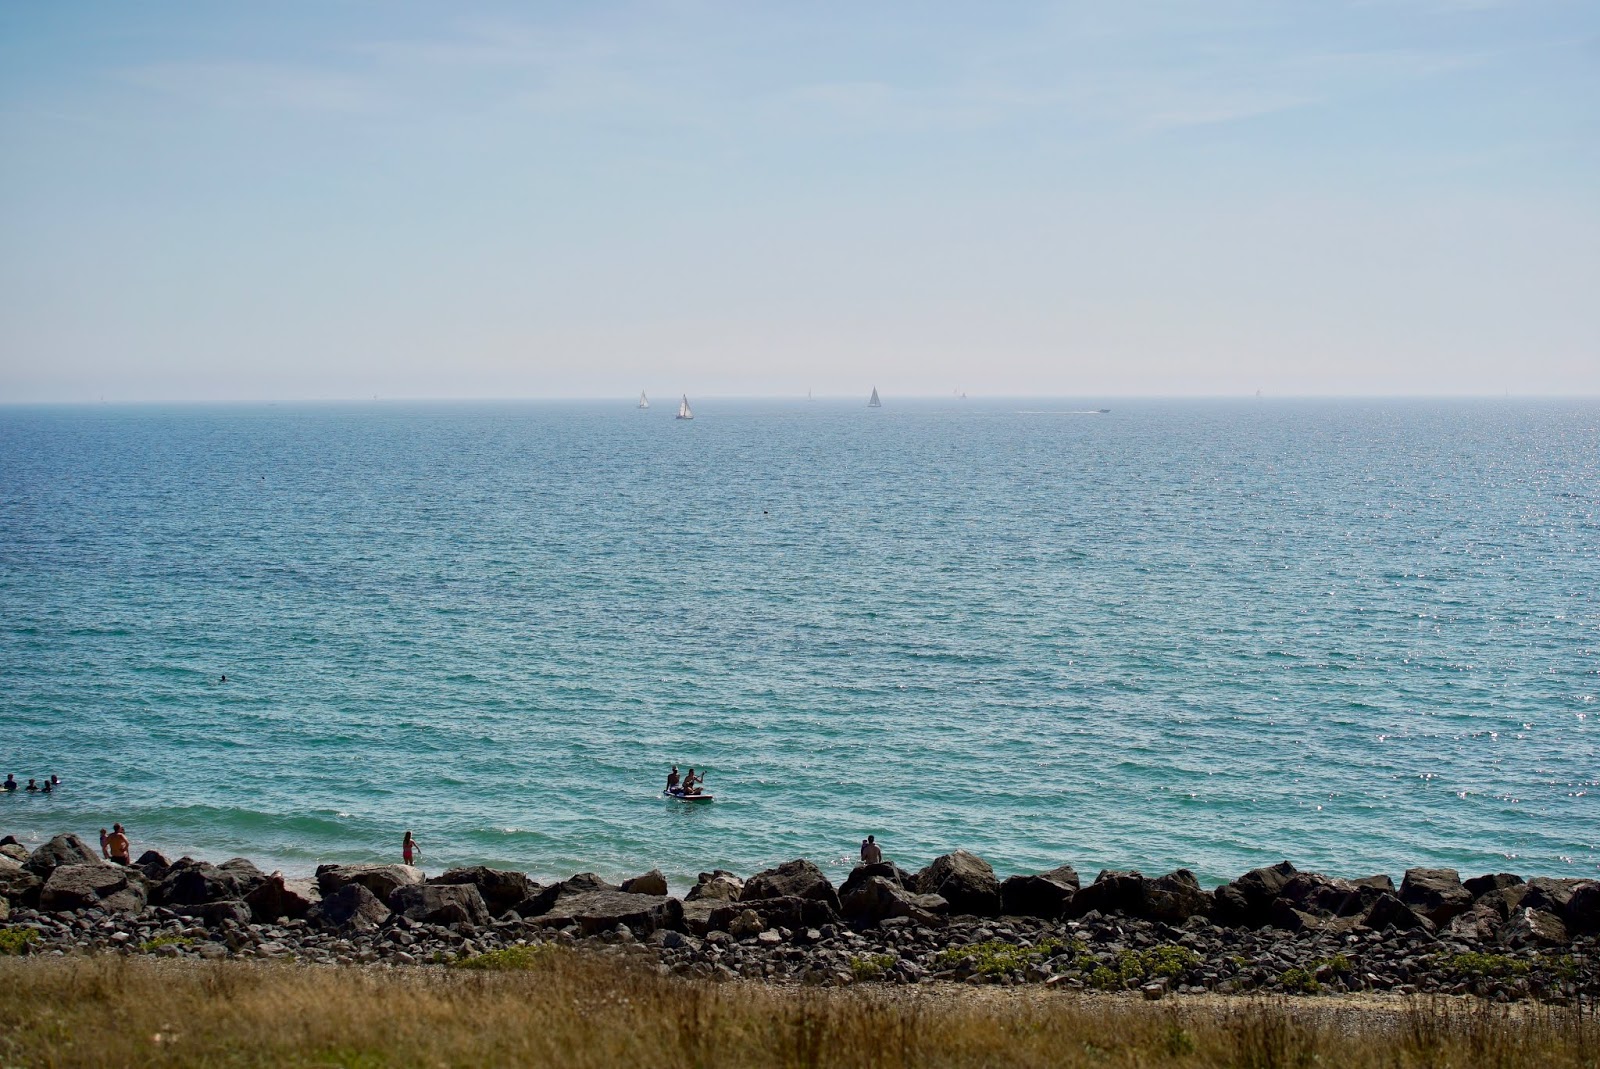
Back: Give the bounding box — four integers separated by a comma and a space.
0, 953, 1595, 1068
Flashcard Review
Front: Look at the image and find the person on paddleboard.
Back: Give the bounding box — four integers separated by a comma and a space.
682, 768, 704, 796
666, 766, 681, 792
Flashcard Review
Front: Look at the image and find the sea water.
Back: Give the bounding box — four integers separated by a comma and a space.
1, 398, 1595, 889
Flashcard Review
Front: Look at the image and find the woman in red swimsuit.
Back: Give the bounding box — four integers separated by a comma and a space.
402, 830, 421, 866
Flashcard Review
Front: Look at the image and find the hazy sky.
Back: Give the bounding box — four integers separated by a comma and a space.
1, 1, 1596, 401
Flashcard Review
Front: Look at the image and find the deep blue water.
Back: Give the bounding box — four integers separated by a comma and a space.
1, 398, 1596, 892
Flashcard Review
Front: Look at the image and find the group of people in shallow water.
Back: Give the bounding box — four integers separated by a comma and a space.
664, 765, 706, 796
2, 774, 60, 794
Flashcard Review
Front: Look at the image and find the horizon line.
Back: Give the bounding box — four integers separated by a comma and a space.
3, 392, 1598, 407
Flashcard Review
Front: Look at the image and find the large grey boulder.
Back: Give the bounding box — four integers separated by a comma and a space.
218, 858, 270, 897
0, 862, 44, 908
1399, 868, 1472, 927
244, 874, 322, 923
315, 864, 424, 903
742, 859, 841, 912
710, 894, 837, 932
135, 851, 173, 882
41, 863, 147, 914
308, 882, 391, 931
430, 866, 538, 917
1212, 861, 1298, 927
1068, 870, 1146, 918
1362, 892, 1434, 934
1000, 864, 1079, 919
1504, 907, 1568, 947
527, 889, 683, 936
620, 869, 669, 897
914, 851, 1000, 917
684, 871, 744, 902
1446, 903, 1505, 942
389, 883, 491, 927
0, 842, 29, 863
840, 875, 946, 927
197, 900, 254, 928
1520, 877, 1587, 919
1276, 873, 1386, 920
155, 860, 248, 907
1565, 881, 1600, 934
681, 898, 721, 935
1143, 869, 1212, 923
841, 863, 908, 899
1356, 874, 1396, 895
1464, 872, 1524, 899
25, 834, 100, 878
511, 873, 617, 918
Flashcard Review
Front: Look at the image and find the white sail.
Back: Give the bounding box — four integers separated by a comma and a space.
677, 394, 694, 420
638, 391, 649, 409
868, 387, 881, 408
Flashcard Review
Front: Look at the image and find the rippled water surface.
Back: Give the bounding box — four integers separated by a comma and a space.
1, 399, 1596, 889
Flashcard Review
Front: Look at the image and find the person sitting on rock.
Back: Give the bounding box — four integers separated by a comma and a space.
106, 823, 131, 864
682, 768, 703, 795
860, 835, 883, 865
666, 765, 681, 792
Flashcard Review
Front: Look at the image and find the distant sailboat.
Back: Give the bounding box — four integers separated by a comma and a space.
868, 387, 882, 408
638, 391, 649, 409
677, 394, 694, 420
807, 388, 815, 402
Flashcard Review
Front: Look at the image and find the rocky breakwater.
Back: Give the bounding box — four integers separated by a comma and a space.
2, 834, 1596, 1003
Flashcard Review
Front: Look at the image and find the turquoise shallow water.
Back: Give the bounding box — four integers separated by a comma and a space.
1, 398, 1596, 891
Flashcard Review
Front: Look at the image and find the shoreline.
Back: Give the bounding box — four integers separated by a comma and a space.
2, 831, 1596, 1004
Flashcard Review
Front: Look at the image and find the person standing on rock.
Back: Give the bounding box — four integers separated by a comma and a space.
105, 823, 130, 865
402, 830, 421, 867
860, 835, 883, 865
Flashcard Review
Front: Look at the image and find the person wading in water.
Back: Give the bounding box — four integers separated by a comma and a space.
402, 830, 421, 867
